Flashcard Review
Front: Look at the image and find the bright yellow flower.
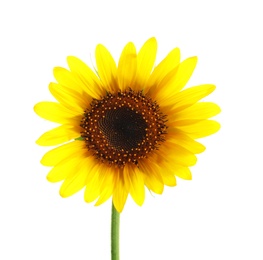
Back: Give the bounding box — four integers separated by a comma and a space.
34, 38, 220, 212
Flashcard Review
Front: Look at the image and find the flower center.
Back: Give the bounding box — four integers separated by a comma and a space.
81, 90, 167, 167
98, 106, 148, 152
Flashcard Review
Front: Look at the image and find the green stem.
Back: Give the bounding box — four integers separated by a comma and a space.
111, 202, 120, 260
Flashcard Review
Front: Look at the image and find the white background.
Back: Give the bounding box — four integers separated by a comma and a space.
1, 0, 263, 259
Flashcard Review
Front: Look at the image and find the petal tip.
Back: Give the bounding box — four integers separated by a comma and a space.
113, 201, 124, 213
95, 43, 105, 53
35, 138, 42, 146
59, 188, 68, 198
46, 174, 56, 183
33, 103, 40, 114
147, 36, 157, 44
191, 56, 198, 64
53, 66, 61, 75
66, 55, 79, 66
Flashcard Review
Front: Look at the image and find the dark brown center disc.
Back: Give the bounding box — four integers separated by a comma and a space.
81, 90, 167, 167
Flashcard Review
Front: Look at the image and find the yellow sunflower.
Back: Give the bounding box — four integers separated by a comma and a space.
34, 37, 220, 212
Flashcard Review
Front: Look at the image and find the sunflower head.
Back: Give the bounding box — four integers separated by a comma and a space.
34, 37, 220, 212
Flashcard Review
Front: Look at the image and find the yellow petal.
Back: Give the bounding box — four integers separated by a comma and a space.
59, 158, 92, 197
49, 82, 87, 113
156, 57, 198, 104
67, 56, 104, 98
123, 165, 145, 206
160, 171, 177, 187
158, 142, 197, 167
95, 168, 115, 206
41, 140, 86, 166
36, 125, 80, 146
172, 102, 221, 121
146, 47, 180, 94
95, 44, 118, 92
95, 190, 113, 206
173, 165, 192, 180
152, 152, 192, 181
84, 164, 104, 203
135, 37, 157, 90
144, 176, 164, 194
112, 170, 128, 213
170, 84, 216, 112
47, 156, 84, 183
144, 158, 176, 187
117, 42, 137, 91
53, 67, 85, 93
169, 119, 203, 127
167, 129, 206, 154
138, 161, 164, 194
177, 120, 221, 139
34, 101, 80, 124
169, 56, 198, 91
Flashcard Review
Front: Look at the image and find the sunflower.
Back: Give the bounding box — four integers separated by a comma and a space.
34, 37, 220, 212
